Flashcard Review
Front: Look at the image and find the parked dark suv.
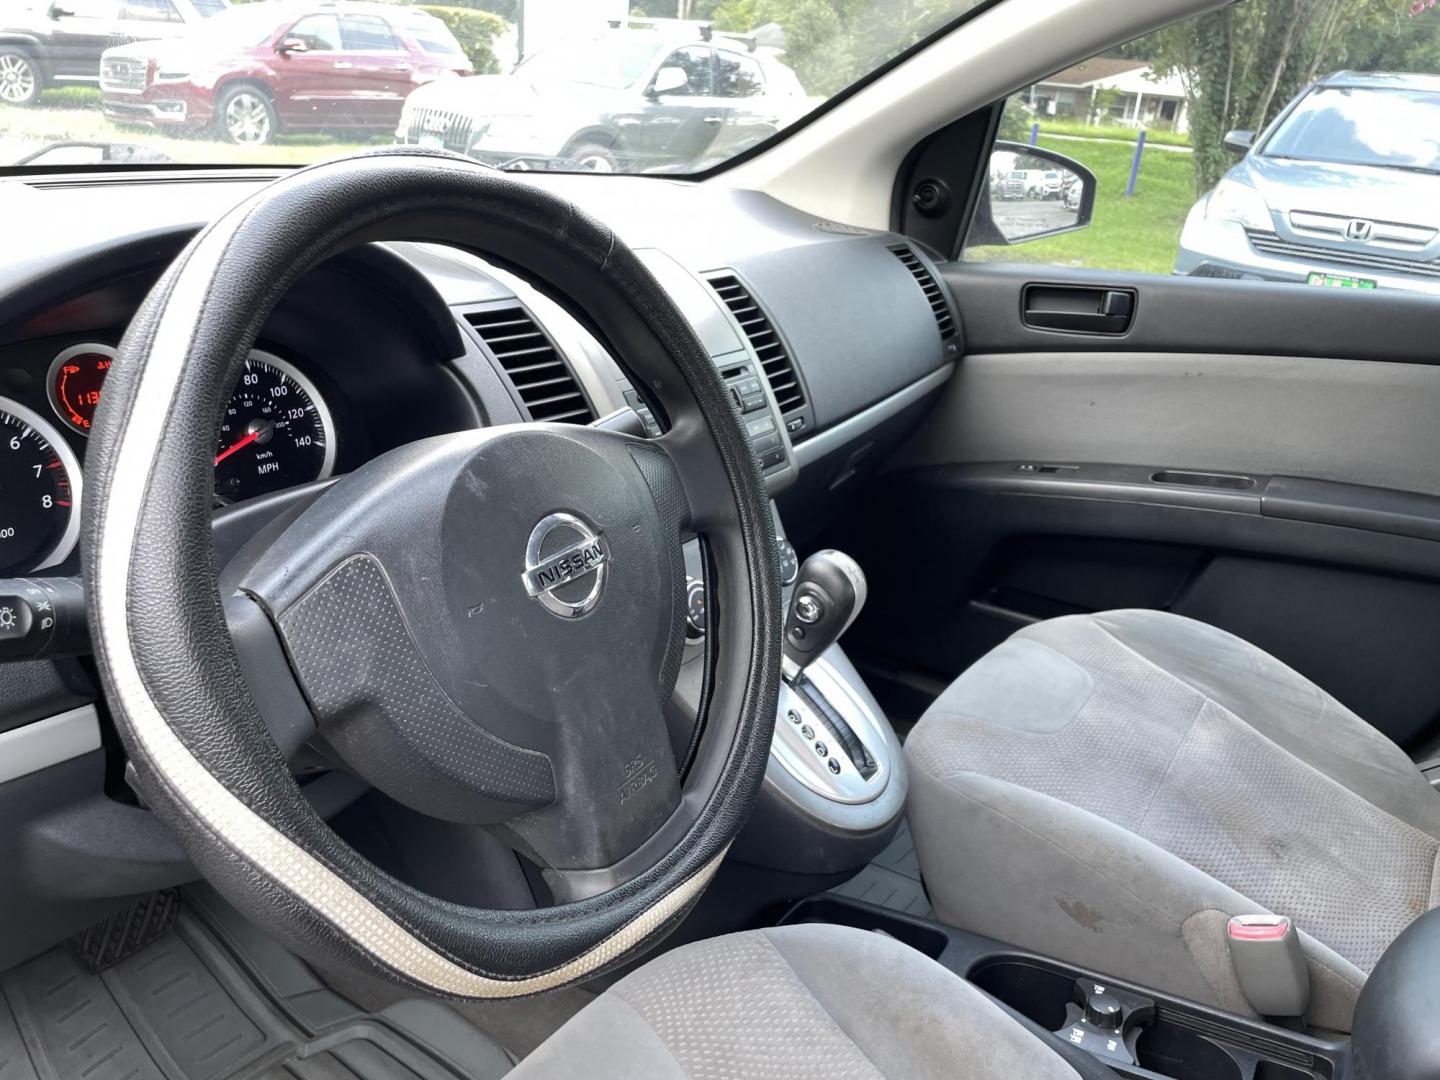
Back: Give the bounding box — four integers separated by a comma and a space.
100, 0, 470, 144
0, 0, 228, 106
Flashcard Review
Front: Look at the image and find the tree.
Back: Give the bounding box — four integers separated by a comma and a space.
712, 0, 975, 97
1147, 0, 1439, 194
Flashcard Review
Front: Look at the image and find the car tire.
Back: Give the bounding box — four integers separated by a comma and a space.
568, 139, 619, 173
215, 84, 278, 146
0, 48, 42, 107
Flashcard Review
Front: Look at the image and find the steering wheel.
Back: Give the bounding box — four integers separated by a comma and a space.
81, 151, 782, 997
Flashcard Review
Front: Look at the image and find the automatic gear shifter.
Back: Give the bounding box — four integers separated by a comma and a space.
781, 550, 876, 779
783, 550, 868, 679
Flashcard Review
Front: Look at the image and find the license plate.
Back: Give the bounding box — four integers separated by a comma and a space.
1307, 271, 1376, 289
419, 134, 443, 149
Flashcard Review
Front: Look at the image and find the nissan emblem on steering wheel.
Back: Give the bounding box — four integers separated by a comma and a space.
522, 511, 610, 618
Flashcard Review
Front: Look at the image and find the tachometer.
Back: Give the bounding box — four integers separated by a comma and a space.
214, 351, 336, 503
0, 398, 81, 574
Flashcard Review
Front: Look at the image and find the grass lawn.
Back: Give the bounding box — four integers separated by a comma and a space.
1030, 118, 1192, 147
4, 87, 376, 166
969, 135, 1200, 275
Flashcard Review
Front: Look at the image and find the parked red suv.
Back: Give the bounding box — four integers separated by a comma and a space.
100, 1, 470, 144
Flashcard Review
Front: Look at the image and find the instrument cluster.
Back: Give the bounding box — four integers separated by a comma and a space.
0, 341, 341, 576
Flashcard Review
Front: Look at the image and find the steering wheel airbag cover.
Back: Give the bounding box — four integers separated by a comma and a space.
82, 151, 781, 996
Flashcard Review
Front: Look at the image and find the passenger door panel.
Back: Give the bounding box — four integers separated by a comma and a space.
836, 266, 1440, 750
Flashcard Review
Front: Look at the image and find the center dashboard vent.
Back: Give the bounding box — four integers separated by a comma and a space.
889, 243, 956, 340
706, 272, 807, 417
465, 305, 595, 424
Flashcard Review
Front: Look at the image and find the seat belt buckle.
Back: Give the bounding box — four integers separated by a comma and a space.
1227, 914, 1310, 1020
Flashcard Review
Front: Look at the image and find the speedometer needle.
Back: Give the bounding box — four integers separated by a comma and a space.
214, 430, 261, 466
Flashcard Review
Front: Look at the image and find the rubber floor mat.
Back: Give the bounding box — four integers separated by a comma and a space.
0, 900, 511, 1080
829, 817, 933, 917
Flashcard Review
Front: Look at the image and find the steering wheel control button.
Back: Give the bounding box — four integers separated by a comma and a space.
800, 724, 815, 740
786, 709, 801, 725
813, 741, 829, 758
828, 757, 842, 775
522, 511, 610, 619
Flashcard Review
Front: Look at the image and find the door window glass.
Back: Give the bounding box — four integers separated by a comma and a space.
655, 46, 713, 97
340, 15, 404, 53
120, 0, 180, 22
285, 14, 341, 52
715, 50, 765, 98
961, 9, 1440, 297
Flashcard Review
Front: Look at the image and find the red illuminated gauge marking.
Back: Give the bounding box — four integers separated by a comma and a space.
46, 343, 116, 435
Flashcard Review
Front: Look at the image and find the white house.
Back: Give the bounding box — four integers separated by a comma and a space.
1027, 58, 1190, 133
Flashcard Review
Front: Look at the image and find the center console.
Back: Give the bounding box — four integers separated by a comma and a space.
779, 896, 1349, 1080
674, 510, 906, 882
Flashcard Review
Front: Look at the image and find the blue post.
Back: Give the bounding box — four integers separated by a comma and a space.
1125, 128, 1147, 198
1028, 122, 1039, 146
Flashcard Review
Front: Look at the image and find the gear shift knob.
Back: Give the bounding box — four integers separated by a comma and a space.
783, 549, 867, 679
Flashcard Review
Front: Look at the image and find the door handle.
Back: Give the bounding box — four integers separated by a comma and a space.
702, 115, 723, 124
1022, 284, 1135, 335
333, 61, 353, 70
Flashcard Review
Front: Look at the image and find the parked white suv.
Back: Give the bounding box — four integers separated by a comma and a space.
396, 25, 813, 173
0, 0, 228, 106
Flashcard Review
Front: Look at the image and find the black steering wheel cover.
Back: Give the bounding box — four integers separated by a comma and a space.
82, 150, 782, 994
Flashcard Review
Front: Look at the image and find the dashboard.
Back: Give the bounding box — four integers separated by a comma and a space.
0, 166, 959, 971
0, 171, 960, 584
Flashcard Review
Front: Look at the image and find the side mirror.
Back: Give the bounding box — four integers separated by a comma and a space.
276, 37, 309, 56
1223, 129, 1255, 155
972, 141, 1097, 247
650, 66, 688, 97
47, 3, 75, 19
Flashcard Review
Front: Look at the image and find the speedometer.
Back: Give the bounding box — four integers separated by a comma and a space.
214, 351, 336, 503
0, 398, 81, 574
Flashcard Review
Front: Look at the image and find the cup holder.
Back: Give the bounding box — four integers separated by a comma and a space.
969, 959, 1077, 1031
1135, 1021, 1242, 1080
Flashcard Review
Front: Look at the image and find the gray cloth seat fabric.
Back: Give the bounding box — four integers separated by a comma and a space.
508, 924, 1088, 1079
906, 608, 1440, 1033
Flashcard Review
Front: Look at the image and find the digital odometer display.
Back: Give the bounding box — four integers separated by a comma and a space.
47, 343, 116, 435
0, 398, 81, 574
214, 352, 336, 503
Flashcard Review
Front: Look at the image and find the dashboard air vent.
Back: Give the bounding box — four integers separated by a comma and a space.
707, 273, 806, 416
466, 306, 595, 424
889, 243, 956, 340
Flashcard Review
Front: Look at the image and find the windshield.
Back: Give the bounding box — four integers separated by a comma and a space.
1262, 85, 1440, 172
0, 0, 981, 174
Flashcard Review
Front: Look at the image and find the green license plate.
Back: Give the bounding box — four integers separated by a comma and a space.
1307, 271, 1376, 289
